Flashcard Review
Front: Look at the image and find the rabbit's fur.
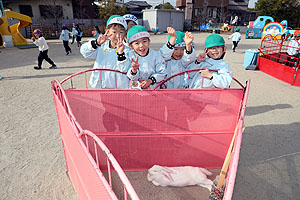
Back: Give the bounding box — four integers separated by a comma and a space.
147, 165, 214, 190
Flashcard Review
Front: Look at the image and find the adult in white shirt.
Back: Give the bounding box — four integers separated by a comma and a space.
32, 29, 57, 70
286, 31, 300, 67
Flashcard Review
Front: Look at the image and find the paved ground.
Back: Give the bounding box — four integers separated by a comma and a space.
0, 32, 299, 200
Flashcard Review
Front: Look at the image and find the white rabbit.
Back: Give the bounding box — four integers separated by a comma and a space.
147, 165, 214, 190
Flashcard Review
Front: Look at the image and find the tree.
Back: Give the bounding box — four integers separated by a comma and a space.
155, 2, 175, 9
255, 0, 300, 28
97, 0, 126, 21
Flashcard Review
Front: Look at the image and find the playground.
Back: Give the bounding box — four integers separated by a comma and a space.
0, 31, 300, 200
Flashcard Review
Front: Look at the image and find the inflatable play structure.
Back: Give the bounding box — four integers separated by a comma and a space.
246, 16, 298, 39
257, 35, 300, 86
0, 0, 32, 48
52, 68, 250, 200
246, 16, 274, 39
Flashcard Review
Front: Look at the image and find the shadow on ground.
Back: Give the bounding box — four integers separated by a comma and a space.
245, 104, 293, 116
233, 122, 300, 200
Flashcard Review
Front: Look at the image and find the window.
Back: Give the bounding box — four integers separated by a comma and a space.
19, 5, 33, 17
194, 8, 201, 17
39, 5, 63, 18
208, 8, 213, 18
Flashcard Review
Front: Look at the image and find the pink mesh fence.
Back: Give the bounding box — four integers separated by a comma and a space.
52, 69, 250, 200
258, 35, 300, 86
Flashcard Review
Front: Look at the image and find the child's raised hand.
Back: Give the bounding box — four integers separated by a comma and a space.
183, 32, 194, 45
167, 27, 176, 38
117, 34, 124, 54
97, 29, 111, 45
140, 79, 152, 89
199, 69, 213, 79
197, 52, 206, 63
167, 27, 176, 45
131, 56, 140, 73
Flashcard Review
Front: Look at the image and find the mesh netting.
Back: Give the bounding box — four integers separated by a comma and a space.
65, 89, 242, 133
65, 89, 243, 170
259, 36, 300, 86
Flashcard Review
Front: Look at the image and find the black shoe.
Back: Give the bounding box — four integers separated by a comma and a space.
49, 65, 57, 69
34, 66, 41, 70
69, 50, 72, 54
66, 52, 69, 56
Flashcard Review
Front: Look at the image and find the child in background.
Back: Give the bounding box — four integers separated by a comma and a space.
117, 25, 167, 89
228, 27, 241, 52
71, 23, 77, 44
75, 24, 83, 47
59, 24, 72, 55
80, 15, 130, 88
123, 14, 139, 45
92, 26, 101, 39
32, 29, 57, 70
188, 34, 232, 88
160, 27, 196, 88
123, 14, 138, 30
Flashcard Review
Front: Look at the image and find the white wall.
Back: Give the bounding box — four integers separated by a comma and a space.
143, 10, 157, 31
5, 0, 73, 19
143, 9, 184, 32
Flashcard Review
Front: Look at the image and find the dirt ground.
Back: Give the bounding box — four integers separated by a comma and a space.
0, 32, 300, 200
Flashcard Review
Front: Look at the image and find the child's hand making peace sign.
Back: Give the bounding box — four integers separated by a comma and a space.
117, 34, 125, 54
97, 29, 112, 46
131, 56, 140, 74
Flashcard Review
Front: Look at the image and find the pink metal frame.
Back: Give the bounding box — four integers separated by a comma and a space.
52, 79, 140, 200
52, 69, 250, 200
258, 35, 300, 86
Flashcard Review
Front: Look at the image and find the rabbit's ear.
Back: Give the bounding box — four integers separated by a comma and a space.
161, 169, 174, 182
147, 173, 154, 182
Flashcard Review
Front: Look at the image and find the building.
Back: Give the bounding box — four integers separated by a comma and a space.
124, 1, 152, 19
176, 0, 256, 28
227, 0, 256, 26
143, 9, 185, 32
3, 0, 74, 20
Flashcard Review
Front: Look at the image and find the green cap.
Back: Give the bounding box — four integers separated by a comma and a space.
168, 31, 186, 47
127, 25, 150, 43
205, 34, 225, 49
236, 27, 240, 32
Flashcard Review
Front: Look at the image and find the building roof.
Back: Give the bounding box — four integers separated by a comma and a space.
124, 1, 152, 9
229, 0, 249, 7
3, 0, 23, 3
228, 0, 253, 13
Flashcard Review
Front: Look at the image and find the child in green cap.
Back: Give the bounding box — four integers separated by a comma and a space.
188, 34, 233, 88
80, 15, 131, 88
160, 27, 196, 88
117, 25, 167, 89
